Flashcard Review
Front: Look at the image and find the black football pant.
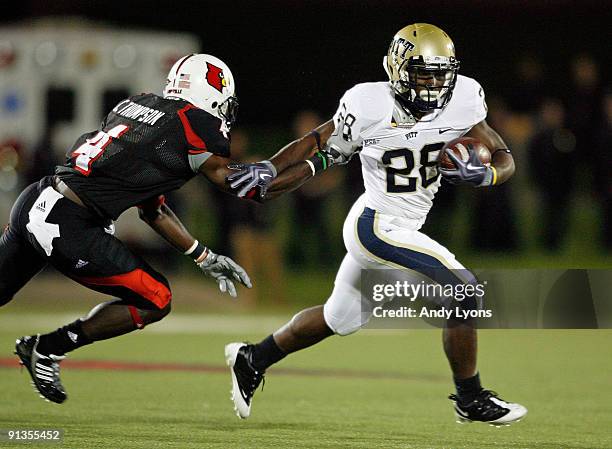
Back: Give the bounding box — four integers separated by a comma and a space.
0, 176, 172, 311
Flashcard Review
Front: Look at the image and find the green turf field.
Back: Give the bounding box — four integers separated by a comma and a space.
0, 313, 610, 449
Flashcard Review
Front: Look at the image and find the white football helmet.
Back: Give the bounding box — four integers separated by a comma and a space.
163, 53, 238, 127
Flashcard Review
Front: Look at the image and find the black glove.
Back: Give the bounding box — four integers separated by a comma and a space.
226, 160, 277, 198
439, 148, 494, 187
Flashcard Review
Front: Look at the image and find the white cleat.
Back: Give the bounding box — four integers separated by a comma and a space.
225, 342, 265, 419
450, 390, 527, 426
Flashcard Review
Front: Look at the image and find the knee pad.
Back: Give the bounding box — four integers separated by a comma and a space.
323, 281, 372, 336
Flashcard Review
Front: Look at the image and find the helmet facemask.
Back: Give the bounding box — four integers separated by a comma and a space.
218, 96, 239, 129
384, 24, 460, 114
394, 56, 459, 113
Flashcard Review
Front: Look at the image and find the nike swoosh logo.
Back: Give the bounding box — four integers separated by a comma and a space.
239, 386, 250, 404
260, 174, 272, 180
438, 128, 453, 134
466, 163, 483, 170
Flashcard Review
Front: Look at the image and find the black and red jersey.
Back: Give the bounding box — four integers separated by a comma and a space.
56, 93, 230, 220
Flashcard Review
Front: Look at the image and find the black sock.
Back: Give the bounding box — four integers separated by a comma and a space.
37, 320, 93, 356
250, 335, 286, 371
454, 372, 482, 404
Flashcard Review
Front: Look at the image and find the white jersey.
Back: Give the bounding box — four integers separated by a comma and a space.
325, 75, 487, 222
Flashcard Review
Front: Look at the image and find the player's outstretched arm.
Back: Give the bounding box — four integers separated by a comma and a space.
198, 154, 237, 192
138, 196, 251, 297
263, 160, 316, 200
224, 120, 338, 199
201, 120, 338, 200
199, 152, 324, 201
465, 120, 515, 185
268, 120, 335, 172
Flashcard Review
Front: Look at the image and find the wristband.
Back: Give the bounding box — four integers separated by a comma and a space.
306, 151, 329, 174
478, 166, 497, 187
305, 159, 316, 176
184, 240, 207, 262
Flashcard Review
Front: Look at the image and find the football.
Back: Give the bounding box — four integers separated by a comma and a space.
438, 137, 491, 170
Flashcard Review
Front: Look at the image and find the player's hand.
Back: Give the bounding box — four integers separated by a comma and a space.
196, 249, 252, 298
324, 144, 357, 166
439, 149, 494, 187
226, 160, 277, 198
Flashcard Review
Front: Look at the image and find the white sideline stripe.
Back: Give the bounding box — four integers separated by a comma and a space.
0, 313, 414, 336
0, 313, 288, 335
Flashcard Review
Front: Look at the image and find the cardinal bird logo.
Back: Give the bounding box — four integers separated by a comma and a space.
206, 62, 227, 93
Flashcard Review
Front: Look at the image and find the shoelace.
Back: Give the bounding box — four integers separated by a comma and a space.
449, 390, 504, 407
247, 369, 265, 395
244, 345, 265, 394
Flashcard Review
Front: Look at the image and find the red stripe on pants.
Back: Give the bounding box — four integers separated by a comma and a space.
78, 269, 172, 309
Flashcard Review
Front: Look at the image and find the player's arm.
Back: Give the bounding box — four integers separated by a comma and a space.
221, 85, 372, 198
195, 120, 333, 195
223, 120, 337, 198
138, 196, 251, 297
264, 160, 317, 200
440, 80, 514, 187
199, 120, 338, 199
199, 152, 324, 201
198, 155, 236, 192
268, 120, 335, 172
138, 196, 197, 253
465, 120, 515, 185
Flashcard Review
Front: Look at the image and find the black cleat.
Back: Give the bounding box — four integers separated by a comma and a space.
449, 389, 527, 426
225, 342, 264, 419
15, 335, 67, 404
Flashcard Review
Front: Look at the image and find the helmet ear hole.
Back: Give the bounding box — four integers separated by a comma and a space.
211, 101, 218, 109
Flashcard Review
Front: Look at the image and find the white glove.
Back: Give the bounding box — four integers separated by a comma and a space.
196, 249, 252, 298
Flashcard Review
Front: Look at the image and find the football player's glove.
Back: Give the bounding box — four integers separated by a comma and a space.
196, 249, 252, 298
324, 144, 356, 166
440, 148, 494, 187
227, 160, 277, 198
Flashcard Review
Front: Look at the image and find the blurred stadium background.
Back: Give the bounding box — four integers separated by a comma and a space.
0, 2, 611, 448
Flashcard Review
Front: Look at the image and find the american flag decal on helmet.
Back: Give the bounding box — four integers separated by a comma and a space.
178, 73, 191, 89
